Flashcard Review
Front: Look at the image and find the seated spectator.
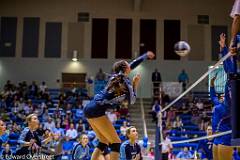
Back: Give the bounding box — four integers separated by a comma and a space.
39, 81, 48, 93
176, 147, 193, 160
75, 103, 84, 120
172, 116, 183, 131
162, 133, 173, 160
76, 119, 86, 134
4, 80, 13, 91
2, 143, 12, 160
161, 91, 170, 106
148, 147, 154, 160
42, 109, 49, 122
53, 123, 65, 136
51, 133, 65, 160
120, 121, 128, 137
43, 117, 56, 132
11, 122, 21, 134
62, 116, 70, 130
41, 88, 50, 100
23, 99, 33, 115
119, 101, 129, 118
167, 107, 176, 122
95, 68, 106, 81
150, 100, 161, 123
66, 123, 78, 140
106, 109, 117, 124
65, 103, 73, 116
36, 123, 44, 137
28, 81, 38, 96
196, 99, 204, 111
63, 136, 73, 155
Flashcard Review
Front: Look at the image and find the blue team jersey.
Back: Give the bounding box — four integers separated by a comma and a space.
120, 140, 142, 160
84, 54, 148, 118
197, 139, 214, 159
210, 44, 237, 146
72, 143, 90, 160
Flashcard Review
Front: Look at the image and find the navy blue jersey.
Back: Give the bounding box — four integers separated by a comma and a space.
120, 140, 142, 160
72, 143, 90, 160
197, 139, 214, 159
84, 54, 148, 118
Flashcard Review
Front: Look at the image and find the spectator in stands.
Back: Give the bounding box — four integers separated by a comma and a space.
66, 123, 78, 140
196, 99, 204, 111
72, 134, 90, 160
42, 108, 49, 122
147, 147, 154, 160
41, 129, 54, 155
39, 81, 48, 93
75, 103, 84, 121
173, 116, 183, 131
43, 116, 56, 132
2, 143, 12, 160
11, 122, 21, 135
76, 119, 86, 134
152, 68, 162, 95
36, 123, 44, 137
4, 80, 13, 91
106, 109, 117, 124
161, 91, 170, 106
23, 99, 32, 115
51, 133, 65, 160
176, 147, 193, 160
120, 126, 142, 160
119, 100, 129, 118
62, 116, 70, 130
167, 107, 176, 122
28, 81, 38, 96
53, 122, 65, 136
0, 120, 6, 147
41, 132, 64, 160
178, 69, 189, 91
197, 126, 214, 160
150, 100, 161, 123
63, 136, 73, 156
162, 133, 173, 160
120, 121, 128, 137
95, 68, 106, 81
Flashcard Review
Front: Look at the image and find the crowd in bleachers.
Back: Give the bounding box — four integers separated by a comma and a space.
154, 92, 214, 159
0, 79, 133, 159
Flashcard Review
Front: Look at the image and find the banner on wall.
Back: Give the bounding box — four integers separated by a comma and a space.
162, 82, 182, 98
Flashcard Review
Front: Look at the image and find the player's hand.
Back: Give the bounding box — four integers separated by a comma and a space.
230, 46, 237, 55
133, 154, 141, 160
218, 33, 226, 48
147, 51, 155, 59
229, 39, 237, 56
210, 76, 216, 87
133, 74, 141, 88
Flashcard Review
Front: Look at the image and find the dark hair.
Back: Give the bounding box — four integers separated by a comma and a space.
112, 60, 128, 74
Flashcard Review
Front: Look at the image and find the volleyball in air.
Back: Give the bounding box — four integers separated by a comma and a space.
174, 41, 191, 57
